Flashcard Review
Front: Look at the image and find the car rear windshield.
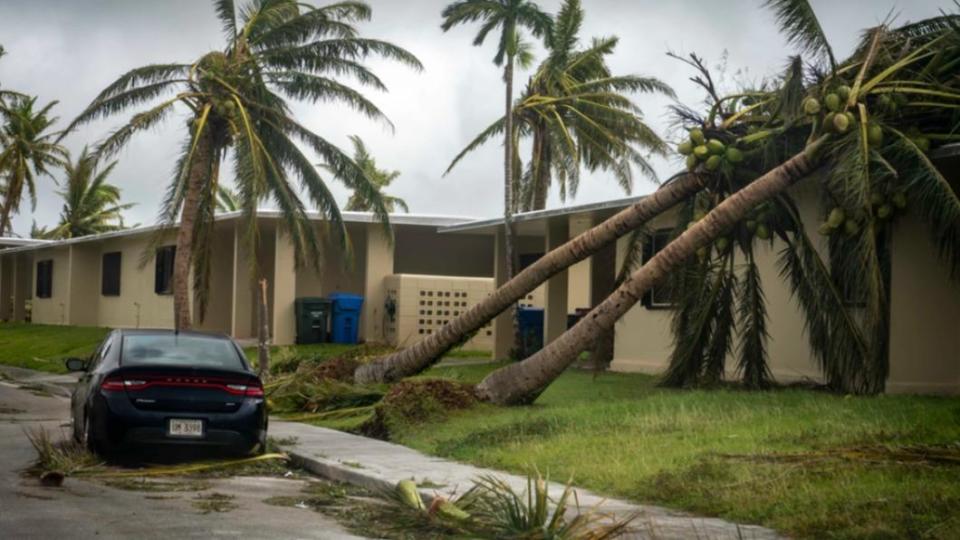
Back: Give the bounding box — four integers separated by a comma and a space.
120, 334, 244, 370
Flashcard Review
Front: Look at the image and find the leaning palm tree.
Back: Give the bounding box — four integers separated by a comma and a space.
339, 135, 408, 213
0, 97, 68, 236
475, 8, 960, 405
44, 147, 134, 239
67, 0, 422, 330
446, 0, 673, 212
441, 0, 553, 351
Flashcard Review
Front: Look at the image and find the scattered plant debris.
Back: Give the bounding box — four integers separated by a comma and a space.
191, 492, 237, 514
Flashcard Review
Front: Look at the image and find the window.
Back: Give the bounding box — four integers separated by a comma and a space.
120, 334, 244, 369
101, 252, 122, 296
154, 246, 176, 295
641, 230, 676, 309
36, 260, 53, 298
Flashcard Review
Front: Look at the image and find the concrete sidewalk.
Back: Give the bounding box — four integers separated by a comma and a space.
271, 421, 782, 540
0, 365, 77, 398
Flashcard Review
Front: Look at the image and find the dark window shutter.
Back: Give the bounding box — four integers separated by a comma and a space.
101, 252, 122, 296
36, 260, 53, 299
154, 246, 176, 295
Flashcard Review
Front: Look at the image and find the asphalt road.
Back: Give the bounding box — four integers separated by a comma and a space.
0, 378, 369, 540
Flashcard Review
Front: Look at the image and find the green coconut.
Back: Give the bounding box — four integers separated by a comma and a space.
832, 112, 851, 134
827, 207, 846, 228
715, 237, 730, 251
689, 128, 705, 145
706, 139, 726, 155
755, 223, 771, 240
877, 94, 894, 111
686, 154, 699, 171
745, 219, 758, 232
397, 480, 425, 511
725, 147, 744, 164
705, 155, 723, 171
892, 191, 908, 209
867, 124, 884, 146
678, 141, 693, 155
818, 222, 834, 236
914, 136, 931, 153
876, 204, 893, 219
844, 219, 860, 236
802, 97, 821, 115
837, 85, 852, 101
824, 93, 842, 112
697, 247, 708, 260
694, 145, 710, 159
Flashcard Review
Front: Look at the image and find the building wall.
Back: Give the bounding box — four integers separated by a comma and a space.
67, 244, 101, 327
887, 212, 960, 393
567, 215, 593, 311
609, 178, 960, 394
0, 255, 13, 320
96, 233, 176, 330
384, 273, 494, 351
610, 181, 826, 382
31, 247, 71, 325
394, 226, 493, 277
196, 225, 235, 335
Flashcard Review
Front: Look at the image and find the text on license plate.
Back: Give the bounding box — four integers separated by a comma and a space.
168, 419, 204, 438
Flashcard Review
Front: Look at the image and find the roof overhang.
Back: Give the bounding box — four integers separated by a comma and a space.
0, 210, 477, 256
439, 195, 647, 236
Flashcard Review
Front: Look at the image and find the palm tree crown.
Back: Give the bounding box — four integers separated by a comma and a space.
341, 135, 407, 213
0, 96, 67, 235
68, 0, 422, 328
44, 147, 133, 239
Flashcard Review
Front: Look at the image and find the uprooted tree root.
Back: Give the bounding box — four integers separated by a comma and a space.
717, 442, 960, 467
361, 379, 478, 440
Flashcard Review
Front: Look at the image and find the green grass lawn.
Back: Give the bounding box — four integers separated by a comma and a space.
4, 325, 958, 537
390, 362, 960, 539
0, 323, 110, 373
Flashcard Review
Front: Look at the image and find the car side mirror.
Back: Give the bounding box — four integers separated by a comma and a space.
65, 357, 87, 372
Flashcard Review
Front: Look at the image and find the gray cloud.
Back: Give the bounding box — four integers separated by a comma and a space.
0, 0, 947, 235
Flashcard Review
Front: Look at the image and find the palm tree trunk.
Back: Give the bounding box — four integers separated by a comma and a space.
0, 172, 23, 236
354, 172, 706, 384
172, 129, 214, 331
475, 140, 825, 405
503, 55, 522, 360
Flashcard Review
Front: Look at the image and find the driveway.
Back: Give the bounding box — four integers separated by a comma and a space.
0, 378, 370, 539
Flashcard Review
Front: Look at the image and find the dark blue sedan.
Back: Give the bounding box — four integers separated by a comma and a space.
67, 329, 267, 456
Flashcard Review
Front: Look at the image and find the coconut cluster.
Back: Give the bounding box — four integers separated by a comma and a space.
801, 84, 931, 151
818, 189, 908, 237
677, 128, 743, 172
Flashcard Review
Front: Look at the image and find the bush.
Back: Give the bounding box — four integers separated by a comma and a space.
363, 379, 477, 439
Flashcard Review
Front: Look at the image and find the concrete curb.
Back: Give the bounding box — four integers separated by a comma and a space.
271, 421, 784, 540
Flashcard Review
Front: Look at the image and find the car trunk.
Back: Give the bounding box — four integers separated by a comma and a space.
108, 366, 261, 413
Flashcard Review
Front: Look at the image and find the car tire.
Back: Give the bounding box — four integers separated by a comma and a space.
81, 415, 97, 454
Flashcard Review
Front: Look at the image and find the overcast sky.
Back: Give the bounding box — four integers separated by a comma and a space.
0, 0, 948, 236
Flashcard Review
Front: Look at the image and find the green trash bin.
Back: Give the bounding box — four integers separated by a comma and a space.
294, 297, 332, 344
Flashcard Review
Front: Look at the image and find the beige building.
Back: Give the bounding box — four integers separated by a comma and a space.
1, 148, 958, 394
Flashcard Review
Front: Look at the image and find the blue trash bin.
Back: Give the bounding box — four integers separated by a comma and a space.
517, 307, 544, 358
329, 292, 364, 344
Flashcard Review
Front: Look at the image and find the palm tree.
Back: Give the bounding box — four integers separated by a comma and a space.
43, 147, 134, 239
339, 135, 408, 213
474, 6, 960, 404
446, 0, 673, 212
0, 97, 68, 236
68, 0, 422, 330
356, 172, 705, 383
216, 184, 239, 213
441, 0, 553, 355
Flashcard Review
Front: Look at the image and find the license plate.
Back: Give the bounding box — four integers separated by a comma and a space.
168, 419, 204, 438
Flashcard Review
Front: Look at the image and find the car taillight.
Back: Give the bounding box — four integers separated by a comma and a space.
245, 382, 264, 397
123, 380, 148, 391
100, 378, 125, 392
